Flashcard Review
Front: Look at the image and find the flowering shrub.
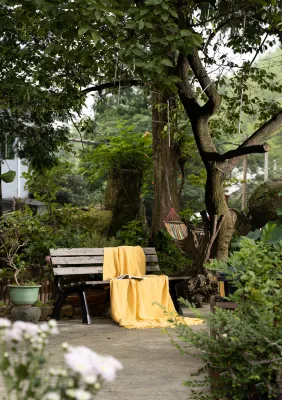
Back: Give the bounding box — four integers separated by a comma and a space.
0, 319, 123, 400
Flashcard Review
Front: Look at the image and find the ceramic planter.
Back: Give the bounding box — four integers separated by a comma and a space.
8, 285, 41, 306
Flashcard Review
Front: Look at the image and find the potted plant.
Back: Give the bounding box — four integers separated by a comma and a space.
0, 212, 41, 307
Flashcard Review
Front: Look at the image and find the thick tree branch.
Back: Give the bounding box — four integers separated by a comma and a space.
80, 79, 143, 95
176, 54, 217, 156
243, 111, 282, 148
205, 143, 270, 162
176, 54, 199, 108
187, 48, 221, 116
224, 110, 282, 173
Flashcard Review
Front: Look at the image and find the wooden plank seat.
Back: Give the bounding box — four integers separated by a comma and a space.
50, 247, 191, 324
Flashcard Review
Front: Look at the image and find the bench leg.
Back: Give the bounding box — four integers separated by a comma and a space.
169, 280, 183, 315
79, 290, 92, 325
51, 292, 69, 321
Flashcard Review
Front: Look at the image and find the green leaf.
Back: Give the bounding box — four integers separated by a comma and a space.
135, 61, 146, 67
139, 20, 144, 30
126, 21, 136, 29
168, 8, 178, 18
78, 27, 88, 37
246, 229, 261, 241
150, 35, 159, 43
91, 31, 101, 43
132, 47, 144, 57
267, 225, 282, 244
161, 12, 169, 21
165, 35, 175, 42
145, 21, 153, 29
106, 15, 116, 25
140, 9, 149, 16
160, 58, 173, 67
191, 33, 203, 46
180, 29, 191, 37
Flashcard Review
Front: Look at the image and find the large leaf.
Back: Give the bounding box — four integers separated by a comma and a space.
267, 225, 282, 244
246, 229, 261, 241
261, 221, 278, 243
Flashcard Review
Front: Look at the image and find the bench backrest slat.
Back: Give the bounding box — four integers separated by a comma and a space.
51, 254, 158, 265
50, 247, 160, 277
53, 264, 160, 276
50, 247, 157, 256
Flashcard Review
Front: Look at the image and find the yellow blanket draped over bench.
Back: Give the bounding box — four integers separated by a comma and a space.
103, 246, 203, 329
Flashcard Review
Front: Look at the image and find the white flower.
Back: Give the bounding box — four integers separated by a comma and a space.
49, 368, 58, 376
0, 318, 11, 329
49, 367, 67, 376
98, 355, 123, 382
65, 388, 92, 400
4, 321, 41, 342
64, 346, 101, 379
64, 346, 123, 383
42, 392, 61, 400
83, 375, 97, 385
62, 342, 69, 350
13, 321, 39, 336
4, 328, 23, 342
48, 320, 57, 328
39, 322, 49, 332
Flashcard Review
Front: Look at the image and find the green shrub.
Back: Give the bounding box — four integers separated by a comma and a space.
154, 230, 191, 276
169, 230, 282, 399
116, 220, 148, 247
0, 207, 117, 279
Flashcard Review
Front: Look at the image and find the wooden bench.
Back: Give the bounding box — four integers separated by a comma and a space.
50, 247, 191, 324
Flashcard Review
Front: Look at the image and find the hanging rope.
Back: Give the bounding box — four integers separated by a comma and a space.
165, 169, 172, 206
167, 100, 171, 148
117, 72, 121, 106
238, 13, 247, 136
164, 169, 188, 240
114, 59, 118, 86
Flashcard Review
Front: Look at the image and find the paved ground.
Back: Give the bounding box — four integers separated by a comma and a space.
0, 306, 209, 400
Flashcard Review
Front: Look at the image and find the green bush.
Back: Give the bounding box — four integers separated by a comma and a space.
0, 207, 118, 282
154, 230, 191, 276
116, 220, 149, 247
169, 229, 282, 399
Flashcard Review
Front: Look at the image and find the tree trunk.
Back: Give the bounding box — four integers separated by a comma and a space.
205, 164, 235, 259
151, 91, 180, 235
0, 161, 3, 217
108, 168, 143, 236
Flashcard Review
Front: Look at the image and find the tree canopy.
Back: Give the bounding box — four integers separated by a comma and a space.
2, 0, 282, 257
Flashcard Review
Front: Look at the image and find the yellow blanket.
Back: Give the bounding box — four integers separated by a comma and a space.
103, 246, 203, 329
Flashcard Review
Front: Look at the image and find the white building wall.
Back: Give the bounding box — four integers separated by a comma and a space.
1, 159, 29, 199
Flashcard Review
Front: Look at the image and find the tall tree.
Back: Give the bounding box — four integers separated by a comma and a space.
3, 0, 282, 257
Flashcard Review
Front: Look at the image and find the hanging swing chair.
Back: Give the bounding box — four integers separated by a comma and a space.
163, 207, 205, 254
163, 208, 194, 253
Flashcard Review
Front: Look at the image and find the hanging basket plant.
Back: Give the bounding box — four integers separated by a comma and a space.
0, 170, 16, 183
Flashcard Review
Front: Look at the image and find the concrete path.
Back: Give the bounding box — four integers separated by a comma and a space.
0, 307, 209, 400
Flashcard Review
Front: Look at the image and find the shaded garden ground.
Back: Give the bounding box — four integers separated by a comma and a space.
0, 307, 208, 400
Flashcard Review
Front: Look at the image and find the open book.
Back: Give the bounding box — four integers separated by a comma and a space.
116, 274, 145, 280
